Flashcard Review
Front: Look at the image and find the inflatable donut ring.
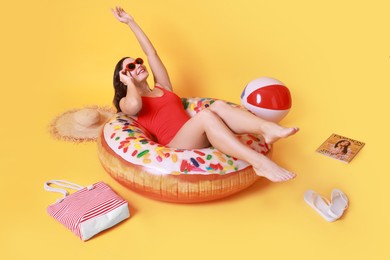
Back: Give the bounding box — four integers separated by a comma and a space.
97, 97, 271, 203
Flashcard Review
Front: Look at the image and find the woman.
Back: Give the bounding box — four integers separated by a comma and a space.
330, 140, 351, 159
111, 6, 299, 182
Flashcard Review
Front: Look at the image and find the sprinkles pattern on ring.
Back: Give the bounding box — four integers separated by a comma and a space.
103, 98, 270, 175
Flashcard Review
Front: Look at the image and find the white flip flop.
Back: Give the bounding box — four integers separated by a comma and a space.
328, 188, 349, 219
304, 190, 337, 222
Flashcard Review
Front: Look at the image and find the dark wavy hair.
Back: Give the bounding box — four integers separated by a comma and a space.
334, 140, 351, 154
113, 57, 130, 112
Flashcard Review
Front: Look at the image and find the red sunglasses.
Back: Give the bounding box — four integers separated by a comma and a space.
125, 58, 144, 71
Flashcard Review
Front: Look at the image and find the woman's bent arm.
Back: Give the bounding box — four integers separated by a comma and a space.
119, 73, 143, 116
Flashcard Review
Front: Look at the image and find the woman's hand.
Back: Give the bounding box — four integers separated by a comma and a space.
111, 6, 134, 24
119, 69, 135, 87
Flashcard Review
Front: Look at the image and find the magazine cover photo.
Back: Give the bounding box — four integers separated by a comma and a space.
316, 133, 365, 163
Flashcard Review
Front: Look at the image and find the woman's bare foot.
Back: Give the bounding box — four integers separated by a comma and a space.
253, 158, 296, 182
261, 122, 299, 145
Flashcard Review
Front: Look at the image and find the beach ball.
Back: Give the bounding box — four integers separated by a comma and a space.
240, 77, 292, 122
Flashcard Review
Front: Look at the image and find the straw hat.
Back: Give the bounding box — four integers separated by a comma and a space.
49, 106, 115, 142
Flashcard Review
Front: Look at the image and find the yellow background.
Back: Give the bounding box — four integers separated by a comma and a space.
1, 0, 389, 259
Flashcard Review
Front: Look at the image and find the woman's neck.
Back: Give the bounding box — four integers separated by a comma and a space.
136, 81, 152, 95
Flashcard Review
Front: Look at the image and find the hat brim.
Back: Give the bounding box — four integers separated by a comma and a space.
49, 106, 115, 142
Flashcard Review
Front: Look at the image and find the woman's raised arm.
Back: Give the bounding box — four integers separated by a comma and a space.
111, 6, 173, 91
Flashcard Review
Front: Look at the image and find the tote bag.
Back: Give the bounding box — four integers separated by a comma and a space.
44, 180, 130, 241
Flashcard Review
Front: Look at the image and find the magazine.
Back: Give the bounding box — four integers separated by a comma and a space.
316, 133, 365, 163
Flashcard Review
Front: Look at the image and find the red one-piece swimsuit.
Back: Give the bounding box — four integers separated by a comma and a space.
136, 86, 190, 146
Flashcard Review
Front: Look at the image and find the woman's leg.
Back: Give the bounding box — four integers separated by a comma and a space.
168, 109, 296, 182
207, 100, 299, 144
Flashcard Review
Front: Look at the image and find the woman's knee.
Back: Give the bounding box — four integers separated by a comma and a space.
208, 100, 230, 114
209, 100, 231, 118
198, 108, 218, 121
196, 108, 226, 129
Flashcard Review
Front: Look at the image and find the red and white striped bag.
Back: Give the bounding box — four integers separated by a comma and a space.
44, 180, 130, 241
